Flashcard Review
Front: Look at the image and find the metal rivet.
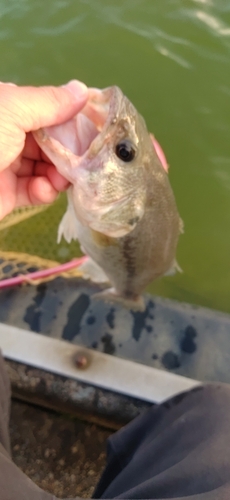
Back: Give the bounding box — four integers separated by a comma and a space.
74, 351, 91, 370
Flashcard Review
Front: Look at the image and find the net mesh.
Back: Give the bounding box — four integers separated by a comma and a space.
0, 194, 82, 280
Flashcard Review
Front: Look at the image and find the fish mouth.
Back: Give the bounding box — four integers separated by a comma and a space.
33, 86, 123, 182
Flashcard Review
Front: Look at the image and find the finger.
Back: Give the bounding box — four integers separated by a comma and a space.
45, 164, 70, 192
150, 134, 169, 173
13, 158, 34, 177
34, 164, 69, 192
22, 133, 42, 161
15, 176, 59, 208
0, 169, 60, 219
0, 170, 16, 220
22, 133, 54, 164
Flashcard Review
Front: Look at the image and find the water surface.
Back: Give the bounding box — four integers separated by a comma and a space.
1, 0, 230, 313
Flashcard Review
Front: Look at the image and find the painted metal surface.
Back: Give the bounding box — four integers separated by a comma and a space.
0, 324, 199, 404
0, 276, 230, 383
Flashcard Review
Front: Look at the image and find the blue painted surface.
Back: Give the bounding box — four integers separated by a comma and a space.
1, 276, 230, 383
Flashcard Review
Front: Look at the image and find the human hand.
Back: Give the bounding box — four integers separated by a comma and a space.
0, 80, 88, 220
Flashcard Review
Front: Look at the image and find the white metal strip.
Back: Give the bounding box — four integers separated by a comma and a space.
0, 323, 200, 403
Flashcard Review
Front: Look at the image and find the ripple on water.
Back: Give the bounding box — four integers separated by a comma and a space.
31, 14, 87, 37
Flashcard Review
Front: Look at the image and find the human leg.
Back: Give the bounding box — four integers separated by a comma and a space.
94, 384, 230, 499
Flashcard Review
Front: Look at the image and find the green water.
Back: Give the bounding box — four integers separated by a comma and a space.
1, 0, 230, 313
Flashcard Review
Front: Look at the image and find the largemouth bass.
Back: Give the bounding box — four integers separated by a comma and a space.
34, 86, 183, 310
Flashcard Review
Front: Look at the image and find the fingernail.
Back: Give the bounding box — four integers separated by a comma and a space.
62, 80, 88, 99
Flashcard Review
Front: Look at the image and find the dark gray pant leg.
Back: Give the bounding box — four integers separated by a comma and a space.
94, 384, 230, 499
0, 353, 11, 456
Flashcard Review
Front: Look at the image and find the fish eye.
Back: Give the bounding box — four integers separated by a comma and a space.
115, 141, 136, 162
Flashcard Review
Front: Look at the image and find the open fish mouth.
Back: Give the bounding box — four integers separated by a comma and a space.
33, 86, 122, 182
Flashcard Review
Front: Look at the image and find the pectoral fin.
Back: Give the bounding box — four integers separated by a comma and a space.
179, 218, 184, 234
78, 257, 109, 284
57, 188, 78, 244
164, 260, 182, 277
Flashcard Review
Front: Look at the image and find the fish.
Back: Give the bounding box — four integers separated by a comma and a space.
33, 86, 183, 311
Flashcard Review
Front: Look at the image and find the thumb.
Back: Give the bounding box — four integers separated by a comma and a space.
0, 80, 88, 132
0, 80, 88, 170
